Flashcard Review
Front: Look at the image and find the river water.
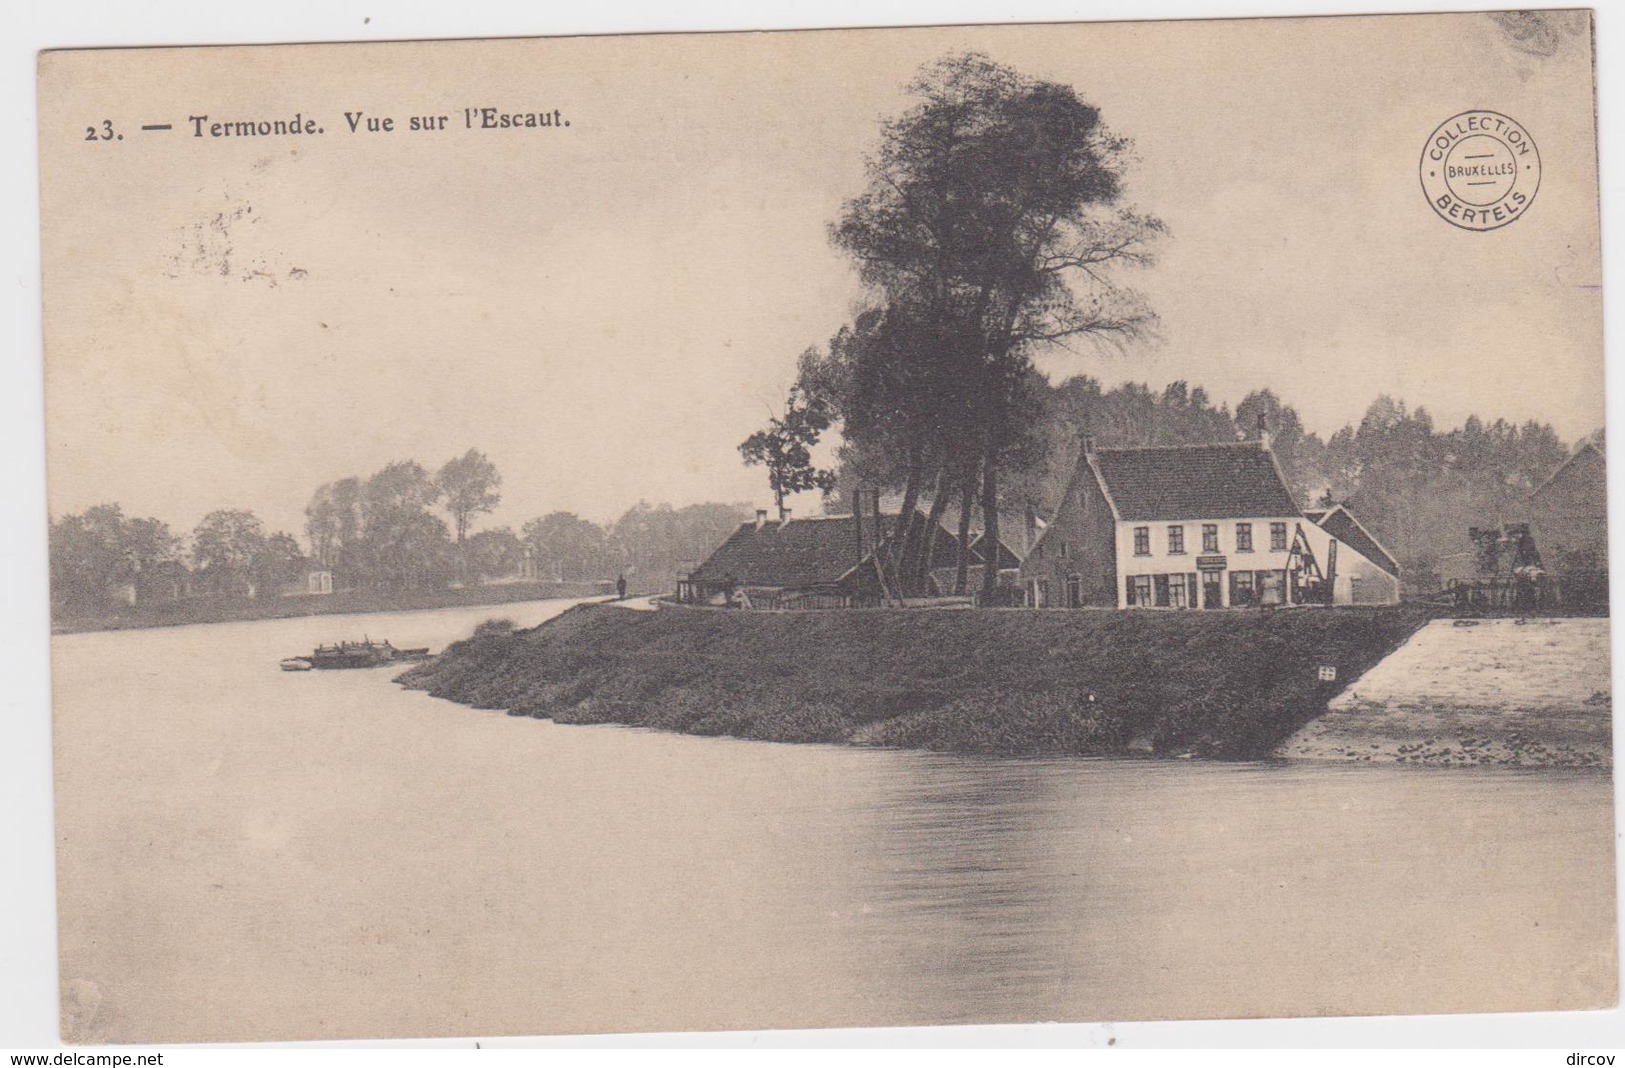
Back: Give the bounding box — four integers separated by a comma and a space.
51, 599, 1617, 1042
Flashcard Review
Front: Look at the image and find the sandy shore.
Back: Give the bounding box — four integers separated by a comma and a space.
1276, 618, 1612, 768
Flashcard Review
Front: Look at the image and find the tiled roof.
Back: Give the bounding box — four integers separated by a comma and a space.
1091, 443, 1301, 522
1315, 506, 1401, 578
689, 513, 968, 589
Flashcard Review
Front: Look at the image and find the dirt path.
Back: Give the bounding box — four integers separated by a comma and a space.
598, 595, 660, 612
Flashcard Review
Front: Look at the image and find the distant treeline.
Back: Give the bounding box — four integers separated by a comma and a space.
48, 447, 752, 619
829, 375, 1592, 593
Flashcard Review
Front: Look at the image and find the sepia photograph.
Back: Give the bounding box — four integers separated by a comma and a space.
23, 4, 1618, 1047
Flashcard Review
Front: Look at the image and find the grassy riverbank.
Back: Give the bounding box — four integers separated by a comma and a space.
397, 602, 1436, 758
51, 580, 611, 635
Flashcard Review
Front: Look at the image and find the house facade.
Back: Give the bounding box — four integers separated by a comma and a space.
1021, 436, 1400, 609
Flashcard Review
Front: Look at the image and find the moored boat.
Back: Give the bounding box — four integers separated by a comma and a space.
281, 638, 434, 671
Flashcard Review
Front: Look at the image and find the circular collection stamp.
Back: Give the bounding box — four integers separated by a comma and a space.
1420, 111, 1541, 231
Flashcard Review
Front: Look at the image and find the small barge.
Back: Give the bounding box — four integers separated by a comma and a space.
280, 638, 431, 671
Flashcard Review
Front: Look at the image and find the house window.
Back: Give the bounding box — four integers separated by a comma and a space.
1167, 525, 1185, 554
1133, 526, 1150, 556
1270, 522, 1288, 551
1236, 523, 1253, 552
1127, 575, 1152, 606
1167, 574, 1190, 609
1202, 524, 1219, 553
1066, 574, 1083, 609
1060, 539, 1069, 560
1230, 570, 1256, 606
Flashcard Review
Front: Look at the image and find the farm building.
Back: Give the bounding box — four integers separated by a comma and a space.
1020, 430, 1400, 609
1529, 440, 1608, 606
678, 508, 981, 609
1302, 506, 1402, 605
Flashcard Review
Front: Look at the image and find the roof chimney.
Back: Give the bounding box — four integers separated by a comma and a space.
755, 509, 768, 530
1256, 413, 1272, 451
1081, 431, 1096, 457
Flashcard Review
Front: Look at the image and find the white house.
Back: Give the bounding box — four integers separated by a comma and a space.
1020, 431, 1401, 609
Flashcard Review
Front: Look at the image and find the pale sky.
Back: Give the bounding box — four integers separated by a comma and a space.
39, 11, 1603, 539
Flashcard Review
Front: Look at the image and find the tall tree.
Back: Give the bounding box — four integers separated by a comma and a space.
305, 476, 363, 582
435, 449, 503, 548
832, 53, 1163, 594
191, 508, 267, 597
253, 531, 307, 596
362, 461, 449, 590
738, 378, 839, 520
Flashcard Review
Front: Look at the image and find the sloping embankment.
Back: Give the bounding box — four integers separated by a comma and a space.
396, 603, 1433, 758
1277, 617, 1613, 768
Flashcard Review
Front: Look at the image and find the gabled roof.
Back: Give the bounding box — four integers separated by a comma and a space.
968, 532, 1023, 569
1090, 442, 1301, 522
689, 516, 859, 588
689, 513, 966, 589
1313, 505, 1401, 579
1531, 440, 1605, 501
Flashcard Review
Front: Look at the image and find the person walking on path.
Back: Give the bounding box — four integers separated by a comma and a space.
616, 574, 627, 600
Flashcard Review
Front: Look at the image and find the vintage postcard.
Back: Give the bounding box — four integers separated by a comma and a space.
38, 10, 1613, 1044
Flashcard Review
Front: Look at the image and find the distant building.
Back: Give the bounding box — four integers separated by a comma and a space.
1528, 440, 1608, 607
1529, 440, 1607, 565
1021, 431, 1400, 609
282, 566, 333, 597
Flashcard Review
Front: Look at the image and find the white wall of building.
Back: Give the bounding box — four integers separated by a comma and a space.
1113, 516, 1301, 608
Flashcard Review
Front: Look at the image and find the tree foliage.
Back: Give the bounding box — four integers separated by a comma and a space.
435, 448, 503, 546
191, 508, 268, 595
304, 450, 499, 591
819, 52, 1163, 593
1005, 376, 1582, 593
521, 511, 608, 582
466, 526, 524, 581
48, 504, 180, 612
738, 375, 839, 518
